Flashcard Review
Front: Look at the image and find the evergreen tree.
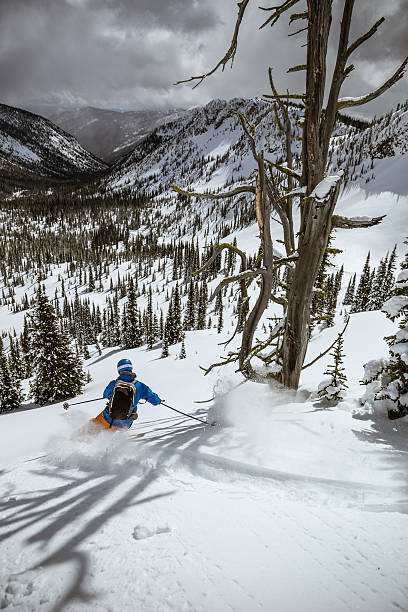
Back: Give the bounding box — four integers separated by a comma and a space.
184, 279, 196, 330
379, 252, 408, 419
29, 286, 86, 405
317, 334, 348, 404
196, 281, 208, 330
367, 256, 386, 310
122, 278, 142, 348
146, 287, 154, 349
401, 237, 408, 270
352, 252, 371, 312
343, 273, 356, 306
161, 324, 169, 358
383, 244, 397, 301
20, 316, 32, 378
217, 295, 224, 333
179, 338, 187, 359
0, 340, 23, 413
88, 265, 95, 292
172, 284, 183, 343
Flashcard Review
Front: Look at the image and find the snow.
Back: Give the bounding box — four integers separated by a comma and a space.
1, 97, 408, 611
309, 173, 343, 201
1, 320, 408, 611
382, 295, 408, 318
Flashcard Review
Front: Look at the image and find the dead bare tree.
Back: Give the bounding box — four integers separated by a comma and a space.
173, 0, 407, 389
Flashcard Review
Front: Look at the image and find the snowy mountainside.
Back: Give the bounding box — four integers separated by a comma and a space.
102, 97, 407, 196
0, 103, 107, 181
49, 106, 188, 163
99, 97, 408, 237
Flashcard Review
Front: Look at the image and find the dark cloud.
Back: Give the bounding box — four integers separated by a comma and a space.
0, 0, 406, 116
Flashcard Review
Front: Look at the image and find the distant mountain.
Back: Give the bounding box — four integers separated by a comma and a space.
49, 106, 187, 163
0, 104, 107, 194
100, 97, 408, 205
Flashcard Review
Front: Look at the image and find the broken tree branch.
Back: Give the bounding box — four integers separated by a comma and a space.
174, 0, 250, 88
259, 0, 301, 29
193, 242, 247, 278
302, 316, 350, 370
346, 17, 385, 59
171, 184, 255, 200
331, 214, 385, 229
337, 56, 408, 109
264, 159, 302, 182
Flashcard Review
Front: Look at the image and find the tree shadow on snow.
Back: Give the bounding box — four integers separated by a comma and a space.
87, 346, 123, 367
352, 412, 408, 514
0, 451, 174, 610
0, 413, 219, 610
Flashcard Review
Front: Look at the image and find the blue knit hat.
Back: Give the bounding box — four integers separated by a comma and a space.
117, 358, 133, 373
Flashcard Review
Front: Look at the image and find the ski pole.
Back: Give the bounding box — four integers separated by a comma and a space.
160, 402, 212, 426
63, 397, 104, 410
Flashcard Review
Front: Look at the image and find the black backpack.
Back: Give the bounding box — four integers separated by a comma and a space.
107, 379, 136, 420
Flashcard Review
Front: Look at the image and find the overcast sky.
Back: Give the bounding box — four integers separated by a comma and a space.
1, 0, 407, 117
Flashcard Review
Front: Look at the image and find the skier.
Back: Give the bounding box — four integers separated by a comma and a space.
91, 358, 162, 430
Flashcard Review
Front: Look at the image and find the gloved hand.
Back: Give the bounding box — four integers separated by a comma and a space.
160, 399, 165, 404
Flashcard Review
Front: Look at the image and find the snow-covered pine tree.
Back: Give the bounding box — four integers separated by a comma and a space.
29, 286, 86, 405
383, 244, 397, 302
161, 324, 169, 358
0, 339, 23, 413
122, 277, 142, 348
401, 237, 408, 270
343, 273, 356, 306
217, 295, 224, 333
368, 255, 388, 311
179, 338, 187, 359
172, 284, 183, 343
352, 252, 371, 312
196, 281, 208, 330
380, 260, 408, 419
20, 315, 32, 378
317, 334, 348, 405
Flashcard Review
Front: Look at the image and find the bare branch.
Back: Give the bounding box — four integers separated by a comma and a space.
174, 0, 250, 88
287, 64, 307, 73
193, 242, 247, 278
331, 214, 385, 229
289, 11, 308, 24
337, 56, 408, 109
171, 184, 255, 200
273, 253, 299, 268
302, 317, 350, 370
264, 159, 302, 182
210, 270, 262, 302
346, 17, 385, 59
201, 354, 239, 376
264, 93, 306, 100
194, 380, 248, 404
288, 25, 308, 36
259, 0, 301, 29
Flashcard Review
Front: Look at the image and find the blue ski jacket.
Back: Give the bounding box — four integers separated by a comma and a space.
102, 373, 161, 428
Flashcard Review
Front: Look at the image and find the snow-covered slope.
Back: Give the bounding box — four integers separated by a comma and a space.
50, 106, 188, 163
101, 97, 408, 199
0, 104, 107, 180
1, 326, 407, 611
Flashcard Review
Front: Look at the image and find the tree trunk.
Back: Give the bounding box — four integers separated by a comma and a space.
239, 151, 275, 379
282, 182, 341, 388
282, 0, 335, 389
